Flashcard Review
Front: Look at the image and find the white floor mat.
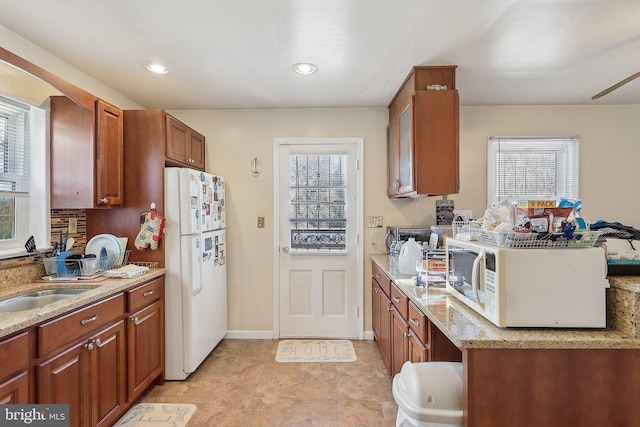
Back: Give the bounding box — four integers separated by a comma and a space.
275, 339, 357, 362
113, 403, 196, 427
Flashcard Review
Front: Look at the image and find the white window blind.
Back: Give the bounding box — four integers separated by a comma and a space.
487, 136, 579, 206
0, 96, 30, 197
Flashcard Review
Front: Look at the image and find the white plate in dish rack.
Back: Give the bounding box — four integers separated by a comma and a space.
86, 234, 122, 260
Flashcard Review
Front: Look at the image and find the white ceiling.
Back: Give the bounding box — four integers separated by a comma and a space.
1, 0, 639, 110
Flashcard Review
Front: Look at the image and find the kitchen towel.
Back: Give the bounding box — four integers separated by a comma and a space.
113, 403, 196, 427
275, 339, 357, 362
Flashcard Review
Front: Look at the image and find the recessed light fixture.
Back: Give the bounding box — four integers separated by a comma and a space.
147, 63, 168, 74
292, 62, 318, 75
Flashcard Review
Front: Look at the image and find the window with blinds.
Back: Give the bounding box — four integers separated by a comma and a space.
487, 136, 579, 207
0, 96, 30, 242
289, 154, 347, 252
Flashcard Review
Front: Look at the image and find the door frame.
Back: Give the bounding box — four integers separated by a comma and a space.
272, 137, 364, 340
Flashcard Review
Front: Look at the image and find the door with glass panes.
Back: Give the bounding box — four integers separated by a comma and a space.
277, 139, 360, 338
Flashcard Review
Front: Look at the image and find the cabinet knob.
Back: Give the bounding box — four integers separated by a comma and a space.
100, 197, 109, 204
84, 342, 94, 351
133, 317, 141, 325
94, 338, 101, 346
392, 296, 401, 303
374, 274, 381, 279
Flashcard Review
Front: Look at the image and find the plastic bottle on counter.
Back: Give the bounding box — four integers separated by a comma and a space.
398, 238, 422, 275
389, 240, 399, 267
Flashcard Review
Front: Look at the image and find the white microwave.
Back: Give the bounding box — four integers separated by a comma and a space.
445, 238, 609, 328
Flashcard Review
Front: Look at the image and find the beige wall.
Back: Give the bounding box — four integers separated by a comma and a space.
4, 24, 639, 337
170, 105, 640, 337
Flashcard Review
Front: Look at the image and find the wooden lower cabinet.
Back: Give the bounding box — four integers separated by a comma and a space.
390, 307, 409, 376
38, 320, 126, 427
371, 261, 461, 377
408, 330, 428, 363
127, 299, 164, 401
0, 331, 30, 404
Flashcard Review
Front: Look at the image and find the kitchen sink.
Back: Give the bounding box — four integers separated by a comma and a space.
0, 288, 92, 313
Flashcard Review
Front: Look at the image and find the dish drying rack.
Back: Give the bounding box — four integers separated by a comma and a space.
452, 221, 602, 249
42, 251, 159, 278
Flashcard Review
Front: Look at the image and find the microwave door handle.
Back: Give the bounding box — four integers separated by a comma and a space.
471, 251, 484, 307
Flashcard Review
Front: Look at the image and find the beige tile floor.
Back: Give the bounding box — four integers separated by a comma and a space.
140, 339, 398, 426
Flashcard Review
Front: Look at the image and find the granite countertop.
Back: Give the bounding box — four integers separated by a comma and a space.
0, 268, 166, 339
371, 254, 640, 350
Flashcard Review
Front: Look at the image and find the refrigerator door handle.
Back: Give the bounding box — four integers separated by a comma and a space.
192, 237, 203, 295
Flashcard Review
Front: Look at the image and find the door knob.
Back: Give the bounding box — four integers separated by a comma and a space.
281, 246, 289, 253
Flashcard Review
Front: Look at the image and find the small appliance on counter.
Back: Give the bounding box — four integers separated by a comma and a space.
445, 238, 609, 328
385, 226, 432, 251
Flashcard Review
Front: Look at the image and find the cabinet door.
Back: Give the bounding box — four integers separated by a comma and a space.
166, 114, 190, 165
379, 290, 392, 373
93, 321, 127, 427
387, 122, 399, 195
38, 341, 91, 427
371, 279, 381, 343
390, 308, 409, 377
127, 300, 164, 401
408, 331, 428, 363
0, 331, 30, 404
189, 130, 205, 170
0, 371, 29, 404
95, 100, 124, 207
397, 103, 414, 195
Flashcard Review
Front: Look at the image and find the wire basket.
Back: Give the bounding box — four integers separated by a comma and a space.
43, 251, 131, 277
452, 221, 602, 249
127, 261, 159, 269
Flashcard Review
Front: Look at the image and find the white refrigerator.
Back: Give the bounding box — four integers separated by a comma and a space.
164, 167, 227, 380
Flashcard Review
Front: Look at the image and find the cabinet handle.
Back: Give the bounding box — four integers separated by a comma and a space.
133, 317, 141, 325
99, 197, 108, 204
143, 290, 154, 297
392, 296, 401, 303
410, 318, 420, 327
80, 315, 98, 325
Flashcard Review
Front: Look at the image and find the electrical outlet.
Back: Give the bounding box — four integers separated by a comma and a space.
257, 216, 265, 228
69, 217, 78, 234
367, 216, 383, 228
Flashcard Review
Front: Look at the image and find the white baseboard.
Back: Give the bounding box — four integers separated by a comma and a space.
224, 330, 274, 340
224, 330, 376, 340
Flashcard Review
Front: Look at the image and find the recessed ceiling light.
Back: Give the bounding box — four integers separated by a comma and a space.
292, 62, 318, 75
147, 64, 168, 74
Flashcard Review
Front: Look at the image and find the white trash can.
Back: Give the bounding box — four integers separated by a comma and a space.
392, 361, 463, 427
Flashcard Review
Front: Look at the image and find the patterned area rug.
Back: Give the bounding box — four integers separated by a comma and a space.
114, 403, 196, 427
276, 339, 357, 362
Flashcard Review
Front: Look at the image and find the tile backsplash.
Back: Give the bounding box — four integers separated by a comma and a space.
0, 209, 86, 289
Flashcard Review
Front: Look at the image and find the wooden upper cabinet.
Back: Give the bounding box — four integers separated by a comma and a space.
165, 114, 205, 169
95, 100, 124, 207
50, 96, 124, 208
387, 66, 459, 198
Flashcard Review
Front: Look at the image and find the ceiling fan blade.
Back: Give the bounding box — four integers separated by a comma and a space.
592, 71, 640, 100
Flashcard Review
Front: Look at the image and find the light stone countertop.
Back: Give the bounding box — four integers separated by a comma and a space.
371, 254, 640, 350
0, 269, 166, 339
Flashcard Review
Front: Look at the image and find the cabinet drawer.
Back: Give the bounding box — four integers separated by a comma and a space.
372, 262, 391, 296
0, 331, 29, 379
408, 300, 428, 345
127, 277, 164, 313
390, 283, 408, 319
38, 294, 124, 357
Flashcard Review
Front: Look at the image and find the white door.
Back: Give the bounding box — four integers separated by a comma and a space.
275, 138, 363, 339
